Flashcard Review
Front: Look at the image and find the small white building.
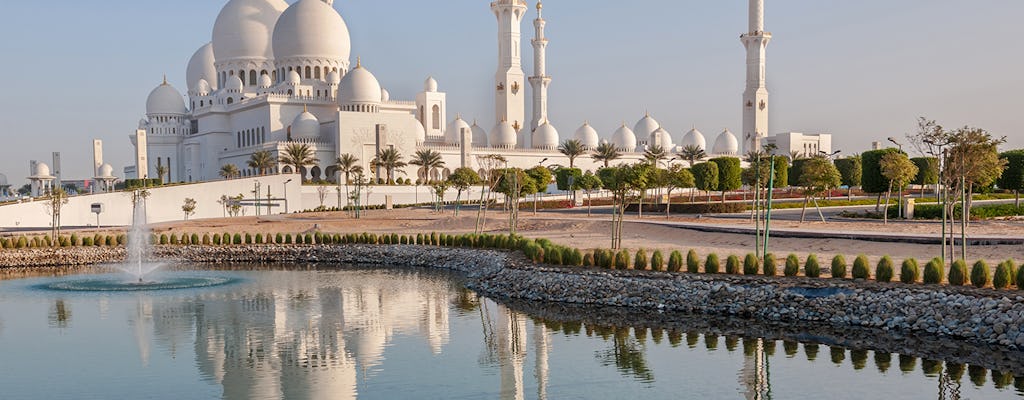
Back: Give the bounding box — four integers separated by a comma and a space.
764, 132, 832, 158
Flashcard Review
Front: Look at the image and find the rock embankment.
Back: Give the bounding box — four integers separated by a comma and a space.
2, 244, 1022, 353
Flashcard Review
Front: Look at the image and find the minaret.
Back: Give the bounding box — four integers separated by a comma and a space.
741, 0, 771, 154
492, 0, 528, 146
529, 1, 551, 132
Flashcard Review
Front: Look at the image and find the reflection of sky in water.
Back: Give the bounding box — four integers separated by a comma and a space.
0, 267, 1020, 400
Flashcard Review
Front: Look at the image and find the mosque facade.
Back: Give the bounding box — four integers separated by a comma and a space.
129, 0, 819, 184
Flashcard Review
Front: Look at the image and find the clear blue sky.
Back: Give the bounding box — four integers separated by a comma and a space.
1, 0, 1021, 183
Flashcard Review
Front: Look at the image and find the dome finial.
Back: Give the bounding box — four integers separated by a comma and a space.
303, 104, 308, 113
356, 56, 361, 69
162, 74, 168, 85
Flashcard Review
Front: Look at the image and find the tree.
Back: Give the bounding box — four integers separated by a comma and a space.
279, 143, 320, 180
558, 139, 586, 169
834, 156, 862, 200
43, 187, 69, 242
555, 167, 583, 192
998, 150, 1024, 207
710, 157, 742, 203
678, 145, 706, 167
598, 165, 632, 249
495, 168, 536, 235
861, 148, 902, 210
155, 164, 169, 184
944, 126, 1006, 218
219, 164, 239, 179
798, 157, 841, 222
691, 162, 719, 203
743, 155, 789, 189
474, 154, 506, 234
371, 147, 407, 184
880, 152, 918, 224
910, 157, 939, 196
525, 166, 553, 215
316, 185, 329, 209
577, 170, 603, 217
247, 150, 276, 176
410, 149, 445, 184
591, 142, 621, 168
663, 164, 695, 218
430, 180, 450, 213
447, 167, 481, 216
643, 145, 668, 167
181, 198, 197, 220
334, 154, 360, 184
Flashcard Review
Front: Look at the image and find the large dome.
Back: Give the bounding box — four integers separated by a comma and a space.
678, 128, 707, 151
611, 123, 637, 152
338, 62, 382, 105
471, 121, 488, 148
212, 0, 288, 63
291, 107, 320, 140
490, 119, 517, 149
713, 129, 739, 155
633, 112, 660, 141
532, 122, 559, 150
146, 81, 187, 115
272, 0, 351, 63
186, 42, 217, 91
573, 122, 599, 149
445, 116, 471, 145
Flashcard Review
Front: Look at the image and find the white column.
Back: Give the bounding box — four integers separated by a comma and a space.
741, 0, 771, 154
492, 0, 528, 144
529, 1, 551, 133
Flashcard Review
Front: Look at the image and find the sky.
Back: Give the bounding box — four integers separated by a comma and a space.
0, 0, 1021, 183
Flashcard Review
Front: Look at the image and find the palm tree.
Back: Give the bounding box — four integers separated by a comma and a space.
371, 147, 407, 184
558, 139, 586, 169
247, 150, 276, 175
591, 142, 621, 168
409, 149, 445, 183
279, 143, 320, 180
334, 153, 360, 184
643, 145, 668, 167
789, 150, 803, 161
219, 164, 239, 179
155, 164, 169, 184
678, 145, 706, 167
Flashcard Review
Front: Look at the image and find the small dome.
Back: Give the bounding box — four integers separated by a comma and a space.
272, 0, 351, 64
338, 62, 382, 105
225, 75, 243, 92
34, 162, 52, 178
413, 119, 426, 144
611, 123, 637, 152
380, 88, 390, 102
574, 121, 600, 149
490, 119, 517, 149
291, 107, 320, 139
471, 121, 488, 148
146, 80, 187, 115
445, 116, 471, 145
286, 70, 301, 85
186, 42, 217, 92
193, 79, 212, 96
425, 76, 438, 92
326, 70, 341, 85
98, 164, 114, 178
713, 129, 739, 155
633, 112, 660, 140
258, 73, 273, 88
678, 128, 707, 151
648, 127, 673, 150
532, 121, 559, 150
211, 0, 288, 63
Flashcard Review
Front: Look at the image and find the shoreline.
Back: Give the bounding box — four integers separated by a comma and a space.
2, 244, 1023, 372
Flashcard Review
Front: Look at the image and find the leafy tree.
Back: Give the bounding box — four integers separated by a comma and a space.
494, 168, 537, 234
880, 152, 918, 224
474, 154, 506, 234
247, 150, 276, 175
219, 164, 239, 179
334, 154, 360, 184
710, 157, 742, 202
944, 127, 1006, 218
410, 149, 445, 183
591, 142, 621, 168
861, 148, 902, 209
597, 164, 648, 248
678, 144, 706, 167
558, 139, 586, 169
662, 165, 695, 218
743, 155, 789, 189
997, 150, 1024, 207
371, 147, 407, 184
155, 164, 169, 184
577, 170, 603, 217
279, 143, 320, 180
691, 162, 719, 203
797, 157, 841, 222
447, 167, 481, 215
555, 167, 583, 192
181, 198, 197, 220
43, 187, 69, 242
910, 157, 939, 195
643, 145, 668, 167
834, 156, 862, 200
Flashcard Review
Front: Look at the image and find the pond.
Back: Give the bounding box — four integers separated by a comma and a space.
0, 266, 1021, 399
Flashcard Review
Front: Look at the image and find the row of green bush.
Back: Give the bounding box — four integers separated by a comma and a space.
0, 233, 127, 249
624, 202, 747, 215
893, 203, 1024, 220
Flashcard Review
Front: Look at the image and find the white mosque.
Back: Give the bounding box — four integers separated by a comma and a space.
128, 0, 828, 184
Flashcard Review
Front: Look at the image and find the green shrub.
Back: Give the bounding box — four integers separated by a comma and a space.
831, 255, 847, 279
241, 233, 250, 244
743, 253, 759, 275
254, 233, 263, 244
430, 232, 438, 245
534, 246, 546, 263
876, 256, 895, 283
949, 260, 968, 286
600, 249, 615, 269
651, 250, 665, 271
181, 234, 191, 245
43, 236, 52, 247
726, 255, 741, 275
970, 260, 990, 288
546, 247, 563, 265
634, 249, 648, 270
169, 233, 179, 245
704, 253, 720, 274
900, 258, 920, 284
686, 250, 700, 273
82, 236, 93, 246
583, 252, 594, 267
784, 254, 800, 277
804, 254, 821, 278
763, 253, 777, 276
283, 233, 292, 244
569, 249, 584, 266
668, 251, 684, 272
993, 261, 1013, 289
93, 234, 102, 247
924, 258, 944, 284
159, 234, 168, 245
615, 250, 631, 270
852, 255, 870, 280
390, 233, 399, 245
305, 233, 314, 244
190, 233, 199, 245
106, 235, 115, 246
202, 234, 211, 245
222, 233, 231, 245
1013, 260, 1024, 289
70, 234, 79, 246
212, 233, 222, 245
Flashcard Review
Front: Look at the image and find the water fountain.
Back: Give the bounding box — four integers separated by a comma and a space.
116, 189, 162, 282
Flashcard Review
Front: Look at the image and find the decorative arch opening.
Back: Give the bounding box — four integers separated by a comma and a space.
314, 67, 321, 80
431, 105, 440, 130
227, 97, 234, 105
305, 66, 312, 79
249, 69, 257, 86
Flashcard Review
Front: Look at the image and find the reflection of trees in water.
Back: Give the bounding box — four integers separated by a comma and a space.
453, 288, 480, 314
594, 326, 654, 383
48, 299, 71, 329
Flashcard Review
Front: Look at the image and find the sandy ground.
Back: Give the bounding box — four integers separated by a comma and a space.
94, 206, 1023, 265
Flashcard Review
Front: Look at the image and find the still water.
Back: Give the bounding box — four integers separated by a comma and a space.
0, 266, 1021, 399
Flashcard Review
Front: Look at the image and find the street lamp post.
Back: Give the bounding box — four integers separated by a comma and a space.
283, 179, 292, 214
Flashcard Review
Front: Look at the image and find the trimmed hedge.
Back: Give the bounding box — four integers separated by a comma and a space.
744, 253, 759, 275
705, 253, 720, 274
924, 258, 944, 284
634, 249, 648, 271
993, 260, 1013, 290
805, 254, 821, 278
763, 253, 777, 276
784, 254, 800, 277
668, 251, 684, 272
949, 260, 968, 286
971, 260, 990, 288
726, 255, 741, 275
900, 258, 920, 284
876, 256, 894, 283
852, 255, 870, 280
832, 255, 847, 279
651, 251, 665, 272
686, 250, 700, 273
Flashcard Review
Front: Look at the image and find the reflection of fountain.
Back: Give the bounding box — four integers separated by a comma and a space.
118, 189, 161, 282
